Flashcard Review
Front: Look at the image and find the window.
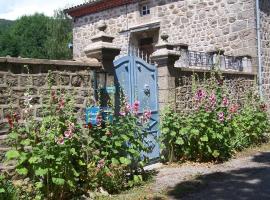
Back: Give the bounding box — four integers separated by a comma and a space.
141, 4, 150, 16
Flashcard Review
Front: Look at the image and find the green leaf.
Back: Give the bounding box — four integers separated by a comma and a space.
200, 135, 208, 142
121, 135, 129, 140
133, 175, 143, 183
29, 156, 41, 164
70, 148, 77, 155
16, 167, 28, 175
111, 158, 119, 165
35, 181, 43, 189
175, 138, 184, 145
35, 168, 48, 176
170, 131, 177, 137
52, 178, 65, 185
191, 129, 199, 135
0, 188, 5, 193
20, 139, 31, 146
119, 157, 131, 165
115, 141, 122, 147
5, 150, 20, 160
212, 150, 220, 158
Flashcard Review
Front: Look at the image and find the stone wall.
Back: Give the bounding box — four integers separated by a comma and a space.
73, 0, 257, 59
174, 69, 257, 113
260, 0, 270, 103
0, 57, 101, 166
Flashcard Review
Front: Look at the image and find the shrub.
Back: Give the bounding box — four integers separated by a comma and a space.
160, 72, 270, 162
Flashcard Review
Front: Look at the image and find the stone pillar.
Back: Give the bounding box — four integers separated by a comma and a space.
151, 33, 180, 110
242, 56, 253, 73
84, 20, 121, 75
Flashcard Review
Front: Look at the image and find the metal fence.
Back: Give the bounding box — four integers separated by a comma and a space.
174, 47, 248, 71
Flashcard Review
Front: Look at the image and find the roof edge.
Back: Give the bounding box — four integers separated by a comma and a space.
65, 0, 136, 18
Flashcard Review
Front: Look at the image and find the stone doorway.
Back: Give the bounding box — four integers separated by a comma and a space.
129, 27, 159, 60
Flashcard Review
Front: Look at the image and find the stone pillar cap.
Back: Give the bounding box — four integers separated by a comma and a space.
84, 20, 120, 60
151, 33, 180, 59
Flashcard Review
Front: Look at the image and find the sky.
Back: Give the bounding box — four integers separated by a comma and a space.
0, 0, 85, 20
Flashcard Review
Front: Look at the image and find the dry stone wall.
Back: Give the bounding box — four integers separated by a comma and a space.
260, 0, 270, 103
73, 0, 257, 59
175, 70, 257, 113
0, 58, 101, 166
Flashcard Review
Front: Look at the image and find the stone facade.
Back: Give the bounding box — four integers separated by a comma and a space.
260, 0, 270, 103
175, 70, 257, 112
72, 0, 257, 60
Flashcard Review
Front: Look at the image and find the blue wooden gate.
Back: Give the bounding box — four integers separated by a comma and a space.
114, 56, 160, 160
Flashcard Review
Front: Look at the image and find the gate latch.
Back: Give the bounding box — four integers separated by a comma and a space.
144, 84, 150, 96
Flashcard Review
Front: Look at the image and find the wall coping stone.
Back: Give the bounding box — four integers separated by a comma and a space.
178, 67, 257, 76
0, 57, 101, 68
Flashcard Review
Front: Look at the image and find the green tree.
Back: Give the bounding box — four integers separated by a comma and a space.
10, 13, 51, 58
45, 10, 73, 60
0, 12, 72, 59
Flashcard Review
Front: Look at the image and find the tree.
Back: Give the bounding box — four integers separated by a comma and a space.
45, 10, 73, 60
0, 12, 73, 60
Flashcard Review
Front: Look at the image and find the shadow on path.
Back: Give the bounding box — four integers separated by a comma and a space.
167, 152, 270, 200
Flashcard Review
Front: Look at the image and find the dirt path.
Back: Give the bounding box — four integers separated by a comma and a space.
152, 148, 270, 200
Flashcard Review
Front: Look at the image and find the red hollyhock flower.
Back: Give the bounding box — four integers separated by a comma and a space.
260, 104, 267, 112
6, 114, 14, 129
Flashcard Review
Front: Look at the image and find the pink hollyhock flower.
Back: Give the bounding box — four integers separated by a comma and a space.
97, 159, 105, 169
59, 99, 65, 110
57, 136, 65, 145
119, 111, 126, 116
195, 89, 206, 101
218, 112, 225, 122
68, 122, 75, 132
64, 130, 73, 139
209, 93, 216, 106
222, 97, 229, 107
133, 100, 140, 114
125, 103, 131, 113
143, 109, 152, 120
229, 104, 239, 113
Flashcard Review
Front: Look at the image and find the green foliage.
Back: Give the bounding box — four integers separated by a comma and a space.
0, 174, 18, 200
5, 72, 151, 199
160, 72, 270, 162
0, 11, 72, 59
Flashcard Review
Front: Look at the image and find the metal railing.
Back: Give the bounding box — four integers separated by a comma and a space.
174, 47, 251, 71
188, 51, 214, 68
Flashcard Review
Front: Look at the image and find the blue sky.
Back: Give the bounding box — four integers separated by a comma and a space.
0, 0, 85, 20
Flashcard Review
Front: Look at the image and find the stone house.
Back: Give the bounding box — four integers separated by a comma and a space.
65, 0, 270, 107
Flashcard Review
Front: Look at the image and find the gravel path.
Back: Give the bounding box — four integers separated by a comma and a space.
151, 150, 270, 200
